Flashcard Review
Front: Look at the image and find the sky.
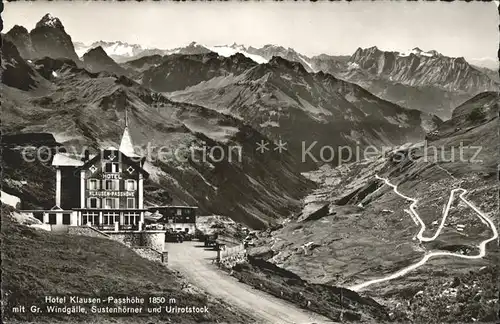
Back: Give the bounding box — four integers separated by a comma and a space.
3, 1, 498, 64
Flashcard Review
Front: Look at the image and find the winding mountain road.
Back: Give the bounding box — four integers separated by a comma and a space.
349, 174, 498, 292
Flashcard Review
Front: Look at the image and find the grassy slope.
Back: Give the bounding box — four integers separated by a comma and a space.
229, 256, 390, 323
1, 205, 249, 323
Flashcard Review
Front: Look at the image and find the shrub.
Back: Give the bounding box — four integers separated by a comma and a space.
468, 107, 486, 122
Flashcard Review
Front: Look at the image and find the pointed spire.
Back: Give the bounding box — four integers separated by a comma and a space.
119, 108, 139, 158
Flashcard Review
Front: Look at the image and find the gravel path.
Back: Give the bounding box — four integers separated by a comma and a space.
166, 241, 335, 324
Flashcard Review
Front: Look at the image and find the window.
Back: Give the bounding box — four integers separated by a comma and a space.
104, 198, 117, 209
103, 212, 119, 225
185, 228, 189, 233
89, 197, 98, 208
127, 198, 135, 209
123, 212, 139, 226
126, 179, 136, 191
176, 209, 182, 216
48, 213, 57, 225
105, 162, 119, 173
82, 212, 99, 225
88, 179, 98, 190
105, 180, 118, 190
62, 213, 71, 225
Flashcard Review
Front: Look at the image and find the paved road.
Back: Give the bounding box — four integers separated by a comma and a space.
165, 241, 335, 324
349, 174, 498, 292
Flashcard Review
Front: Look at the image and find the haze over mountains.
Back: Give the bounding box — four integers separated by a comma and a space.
1, 13, 498, 229
73, 38, 498, 120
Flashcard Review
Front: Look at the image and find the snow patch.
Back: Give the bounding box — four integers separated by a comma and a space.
348, 62, 360, 69
52, 133, 80, 143
1, 191, 21, 208
398, 48, 440, 58
259, 120, 280, 128
193, 170, 218, 191
298, 56, 315, 71
208, 45, 268, 64
40, 14, 60, 28
183, 121, 239, 144
106, 42, 142, 57
143, 162, 168, 183
13, 211, 43, 226
75, 41, 144, 59
30, 224, 52, 231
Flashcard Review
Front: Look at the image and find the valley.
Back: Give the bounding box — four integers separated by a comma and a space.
247, 92, 499, 322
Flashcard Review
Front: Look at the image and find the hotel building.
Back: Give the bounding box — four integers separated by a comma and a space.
47, 114, 150, 230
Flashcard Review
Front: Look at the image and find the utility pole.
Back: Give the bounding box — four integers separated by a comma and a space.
340, 287, 344, 322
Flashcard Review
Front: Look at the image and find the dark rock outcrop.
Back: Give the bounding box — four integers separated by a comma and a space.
1, 38, 39, 90
5, 13, 80, 63
83, 46, 127, 76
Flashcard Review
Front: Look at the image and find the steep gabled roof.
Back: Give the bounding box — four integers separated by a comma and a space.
119, 126, 140, 158
119, 108, 140, 158
75, 149, 149, 179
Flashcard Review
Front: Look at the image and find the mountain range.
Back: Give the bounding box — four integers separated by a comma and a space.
167, 54, 440, 166
2, 34, 317, 228
2, 12, 498, 324
72, 38, 498, 119
1, 13, 497, 228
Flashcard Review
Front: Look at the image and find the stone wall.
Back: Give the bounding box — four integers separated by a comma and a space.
133, 247, 161, 262
68, 226, 110, 238
142, 231, 165, 251
67, 227, 166, 262
218, 243, 246, 261
106, 231, 165, 251
107, 232, 141, 247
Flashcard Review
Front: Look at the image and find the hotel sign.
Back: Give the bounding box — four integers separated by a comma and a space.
89, 191, 134, 197
102, 174, 122, 180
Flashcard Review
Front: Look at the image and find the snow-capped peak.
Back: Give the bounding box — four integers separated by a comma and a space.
36, 13, 64, 29
208, 44, 268, 64
187, 41, 200, 47
75, 41, 144, 58
411, 47, 423, 55
229, 43, 248, 52
398, 48, 441, 58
